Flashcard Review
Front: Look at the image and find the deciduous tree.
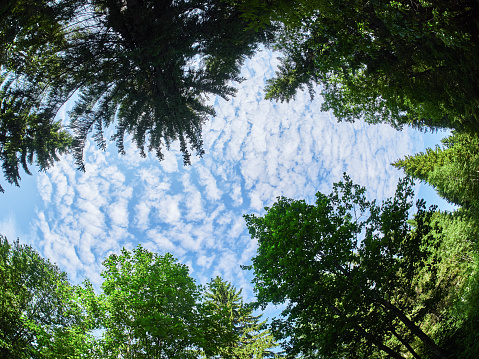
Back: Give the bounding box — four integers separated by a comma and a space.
244, 0, 479, 133
244, 175, 458, 358
91, 245, 231, 358
0, 235, 93, 358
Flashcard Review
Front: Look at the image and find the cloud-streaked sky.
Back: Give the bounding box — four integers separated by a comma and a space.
0, 48, 450, 302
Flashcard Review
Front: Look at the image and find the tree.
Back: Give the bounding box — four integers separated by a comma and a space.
0, 0, 273, 191
422, 211, 479, 359
202, 276, 277, 358
393, 131, 479, 212
67, 0, 273, 169
0, 0, 75, 192
243, 0, 479, 133
244, 175, 462, 359
0, 235, 93, 358
0, 72, 73, 193
89, 245, 230, 358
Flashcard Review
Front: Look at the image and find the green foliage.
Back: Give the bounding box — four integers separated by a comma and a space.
0, 238, 280, 358
450, 255, 479, 359
0, 71, 72, 193
0, 0, 78, 68
0, 0, 273, 187
244, 174, 471, 359
88, 245, 207, 358
0, 235, 93, 358
392, 130, 479, 358
253, 0, 479, 133
86, 245, 246, 358
0, 0, 75, 192
202, 276, 277, 358
393, 131, 479, 211
422, 211, 479, 359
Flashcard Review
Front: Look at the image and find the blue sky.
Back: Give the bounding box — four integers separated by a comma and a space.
0, 49, 453, 304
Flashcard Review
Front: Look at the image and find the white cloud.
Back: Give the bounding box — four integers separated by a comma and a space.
0, 213, 18, 240
213, 250, 240, 283
230, 216, 246, 241
134, 201, 151, 231
196, 253, 215, 269
229, 183, 243, 206
160, 150, 179, 173
184, 189, 205, 221
197, 165, 222, 201
156, 195, 182, 224
37, 173, 53, 203
109, 199, 130, 228
146, 229, 177, 253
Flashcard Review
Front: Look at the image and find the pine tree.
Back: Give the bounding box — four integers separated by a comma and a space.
393, 147, 444, 182
203, 276, 277, 358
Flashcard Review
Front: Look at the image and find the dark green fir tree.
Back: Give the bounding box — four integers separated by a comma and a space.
0, 0, 273, 189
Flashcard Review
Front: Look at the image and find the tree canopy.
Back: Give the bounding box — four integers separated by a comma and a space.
0, 235, 93, 359
244, 0, 479, 133
393, 131, 479, 213
85, 245, 216, 358
0, 237, 283, 358
244, 175, 475, 359
0, 0, 272, 190
3, 0, 479, 357
0, 0, 76, 192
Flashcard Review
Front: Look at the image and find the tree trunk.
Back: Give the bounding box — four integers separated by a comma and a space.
378, 297, 448, 359
391, 327, 421, 359
334, 262, 448, 359
327, 301, 406, 359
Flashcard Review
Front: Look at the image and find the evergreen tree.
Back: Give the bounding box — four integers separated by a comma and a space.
425, 211, 479, 359
203, 276, 277, 358
0, 0, 76, 192
393, 131, 479, 211
0, 0, 273, 188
